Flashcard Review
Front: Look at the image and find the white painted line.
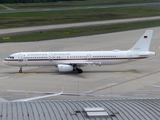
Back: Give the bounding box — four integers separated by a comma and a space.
106, 83, 118, 87
0, 98, 8, 102
133, 91, 149, 94
0, 76, 9, 80
134, 94, 147, 96
148, 84, 160, 88
106, 94, 120, 97
7, 89, 52, 94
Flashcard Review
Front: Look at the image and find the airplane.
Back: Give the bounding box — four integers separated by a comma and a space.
3, 30, 155, 74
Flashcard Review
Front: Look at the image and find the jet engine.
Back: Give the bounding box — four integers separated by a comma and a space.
57, 64, 73, 72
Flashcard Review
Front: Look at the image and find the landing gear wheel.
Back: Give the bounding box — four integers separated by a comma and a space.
76, 68, 83, 74
19, 67, 22, 73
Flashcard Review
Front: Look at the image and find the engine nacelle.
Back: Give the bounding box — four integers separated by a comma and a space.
57, 64, 73, 72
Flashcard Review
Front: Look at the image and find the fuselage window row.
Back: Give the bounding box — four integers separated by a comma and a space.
20, 56, 117, 59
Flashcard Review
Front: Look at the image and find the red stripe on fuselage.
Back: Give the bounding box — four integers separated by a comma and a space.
4, 57, 147, 62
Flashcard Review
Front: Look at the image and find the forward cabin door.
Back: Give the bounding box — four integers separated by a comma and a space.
18, 54, 23, 62
18, 54, 28, 66
18, 54, 27, 66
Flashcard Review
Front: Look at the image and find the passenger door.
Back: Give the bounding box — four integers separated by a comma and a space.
18, 54, 23, 62
49, 54, 53, 62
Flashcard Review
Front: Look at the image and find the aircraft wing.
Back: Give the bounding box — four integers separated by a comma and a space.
62, 61, 101, 66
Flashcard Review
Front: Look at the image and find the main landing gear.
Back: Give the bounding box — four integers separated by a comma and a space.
76, 68, 83, 74
73, 64, 83, 74
19, 67, 22, 73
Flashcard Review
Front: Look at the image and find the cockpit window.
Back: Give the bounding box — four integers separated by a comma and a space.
8, 56, 14, 59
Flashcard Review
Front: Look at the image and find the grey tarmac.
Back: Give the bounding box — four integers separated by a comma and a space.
0, 27, 160, 101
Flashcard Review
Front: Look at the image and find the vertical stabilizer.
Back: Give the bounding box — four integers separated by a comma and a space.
130, 30, 153, 51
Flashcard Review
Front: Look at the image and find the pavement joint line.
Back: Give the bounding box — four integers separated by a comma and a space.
125, 70, 160, 97
26, 76, 32, 97
135, 79, 160, 97
87, 70, 160, 94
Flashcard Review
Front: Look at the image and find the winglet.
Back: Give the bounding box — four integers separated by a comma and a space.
11, 80, 65, 102
130, 30, 153, 51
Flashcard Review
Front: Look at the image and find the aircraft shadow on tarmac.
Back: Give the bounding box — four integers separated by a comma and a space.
82, 69, 141, 74
3, 69, 141, 75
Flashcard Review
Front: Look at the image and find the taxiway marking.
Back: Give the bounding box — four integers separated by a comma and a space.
0, 76, 9, 80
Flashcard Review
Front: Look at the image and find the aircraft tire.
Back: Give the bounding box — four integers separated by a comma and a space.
19, 67, 22, 73
76, 68, 83, 74
19, 70, 22, 73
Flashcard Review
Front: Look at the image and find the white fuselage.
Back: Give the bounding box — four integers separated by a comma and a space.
3, 30, 155, 73
3, 50, 153, 67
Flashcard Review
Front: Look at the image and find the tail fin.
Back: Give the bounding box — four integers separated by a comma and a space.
130, 30, 153, 51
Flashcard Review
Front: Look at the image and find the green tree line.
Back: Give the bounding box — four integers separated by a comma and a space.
0, 0, 84, 3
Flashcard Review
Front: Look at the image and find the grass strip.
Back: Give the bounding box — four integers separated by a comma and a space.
0, 6, 160, 28
0, 5, 6, 10
1, 20, 160, 43
5, 0, 160, 9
